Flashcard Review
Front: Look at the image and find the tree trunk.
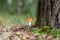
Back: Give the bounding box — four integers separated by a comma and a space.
35, 0, 50, 27
7, 0, 12, 14
51, 0, 60, 28
35, 0, 60, 28
35, 0, 42, 27
16, 0, 23, 14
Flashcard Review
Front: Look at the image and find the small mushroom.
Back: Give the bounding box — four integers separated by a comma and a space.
27, 17, 33, 26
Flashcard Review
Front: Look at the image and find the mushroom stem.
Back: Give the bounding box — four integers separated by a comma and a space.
28, 21, 32, 26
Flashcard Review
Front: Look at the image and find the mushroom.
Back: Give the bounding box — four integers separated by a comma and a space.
27, 17, 33, 26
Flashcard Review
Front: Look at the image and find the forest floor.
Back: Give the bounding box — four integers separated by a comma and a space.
0, 24, 60, 40
0, 12, 60, 40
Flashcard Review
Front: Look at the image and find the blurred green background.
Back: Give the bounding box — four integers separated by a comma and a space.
0, 0, 37, 27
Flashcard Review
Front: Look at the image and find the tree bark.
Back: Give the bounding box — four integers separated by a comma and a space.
35, 0, 51, 27
7, 0, 12, 14
35, 0, 60, 28
16, 0, 23, 14
51, 0, 60, 28
35, 0, 44, 27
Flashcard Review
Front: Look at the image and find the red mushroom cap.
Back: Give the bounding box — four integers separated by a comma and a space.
27, 17, 33, 22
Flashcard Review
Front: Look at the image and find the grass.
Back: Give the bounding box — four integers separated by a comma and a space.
0, 12, 36, 28
30, 26, 60, 37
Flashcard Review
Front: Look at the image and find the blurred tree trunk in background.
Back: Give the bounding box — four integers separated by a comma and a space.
7, 0, 12, 14
35, 0, 60, 28
16, 0, 23, 14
